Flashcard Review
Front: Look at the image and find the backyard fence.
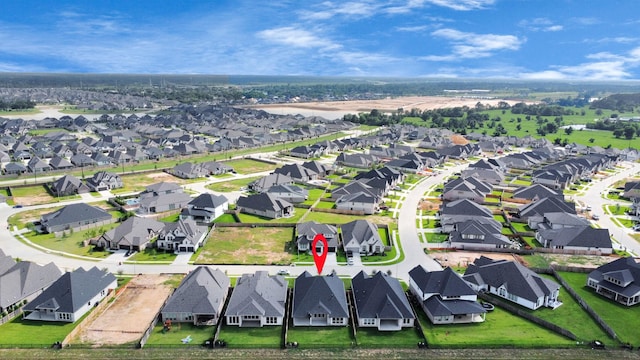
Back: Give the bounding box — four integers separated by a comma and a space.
62, 287, 118, 347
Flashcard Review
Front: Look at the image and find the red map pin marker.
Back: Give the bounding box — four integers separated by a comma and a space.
311, 233, 328, 275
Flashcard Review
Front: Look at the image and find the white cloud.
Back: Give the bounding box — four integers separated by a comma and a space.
256, 26, 340, 50
424, 0, 495, 11
518, 18, 563, 32
395, 25, 430, 32
423, 28, 523, 61
584, 37, 638, 44
299, 1, 380, 20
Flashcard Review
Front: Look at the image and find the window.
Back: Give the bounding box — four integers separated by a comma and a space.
362, 318, 375, 325
508, 293, 517, 301
227, 316, 239, 324
331, 317, 344, 325
403, 318, 412, 324
266, 317, 278, 324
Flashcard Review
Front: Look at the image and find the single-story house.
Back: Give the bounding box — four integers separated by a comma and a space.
296, 221, 338, 253
39, 203, 113, 234
587, 257, 640, 306
93, 217, 165, 251
292, 271, 349, 326
225, 271, 288, 327
341, 220, 384, 255
236, 193, 294, 219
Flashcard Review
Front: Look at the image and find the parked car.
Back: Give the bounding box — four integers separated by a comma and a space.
12, 204, 23, 208
585, 205, 592, 211
592, 214, 600, 220
277, 269, 290, 276
632, 224, 640, 231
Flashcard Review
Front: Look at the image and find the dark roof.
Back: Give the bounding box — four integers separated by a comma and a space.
0, 258, 61, 309
409, 266, 477, 298
188, 193, 229, 209
588, 257, 640, 298
352, 271, 413, 320
512, 184, 562, 200
224, 271, 287, 318
41, 203, 112, 229
518, 197, 576, 218
237, 193, 293, 213
292, 271, 348, 318
162, 267, 229, 315
24, 267, 116, 314
423, 296, 486, 316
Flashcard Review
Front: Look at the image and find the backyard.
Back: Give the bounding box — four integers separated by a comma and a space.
206, 176, 260, 192
222, 158, 278, 174
145, 323, 214, 347
217, 324, 282, 349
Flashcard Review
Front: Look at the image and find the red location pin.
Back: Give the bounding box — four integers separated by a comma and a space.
311, 233, 328, 275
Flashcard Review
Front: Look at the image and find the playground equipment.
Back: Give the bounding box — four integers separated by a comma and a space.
162, 319, 172, 333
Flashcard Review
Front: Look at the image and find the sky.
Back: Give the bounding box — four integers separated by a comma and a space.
1, 0, 640, 80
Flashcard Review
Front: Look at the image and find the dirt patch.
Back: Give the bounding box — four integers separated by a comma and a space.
419, 199, 440, 211
75, 274, 175, 346
450, 134, 469, 145
431, 251, 518, 268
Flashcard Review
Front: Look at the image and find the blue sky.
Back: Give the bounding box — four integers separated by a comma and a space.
1, 0, 640, 80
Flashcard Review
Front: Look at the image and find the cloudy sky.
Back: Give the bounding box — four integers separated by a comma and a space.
1, 0, 639, 80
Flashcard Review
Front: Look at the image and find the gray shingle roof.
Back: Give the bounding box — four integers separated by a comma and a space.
409, 266, 477, 298
352, 271, 413, 320
225, 271, 287, 318
162, 267, 230, 315
292, 271, 348, 318
40, 203, 112, 229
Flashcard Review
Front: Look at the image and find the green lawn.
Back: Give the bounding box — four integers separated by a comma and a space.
418, 306, 574, 348
237, 210, 306, 224
303, 212, 369, 224
511, 222, 532, 233
222, 159, 278, 174
27, 128, 68, 135
159, 213, 180, 222
196, 227, 293, 265
355, 326, 424, 348
424, 233, 448, 243
286, 324, 355, 349
313, 201, 335, 209
558, 271, 640, 345
10, 185, 56, 206
127, 247, 177, 262
212, 214, 237, 223
145, 323, 214, 346
605, 205, 631, 216
206, 177, 260, 192
217, 324, 282, 348
522, 275, 612, 344
0, 315, 82, 346
23, 224, 119, 259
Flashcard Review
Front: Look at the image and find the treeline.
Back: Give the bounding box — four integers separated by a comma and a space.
0, 99, 36, 111
586, 119, 640, 139
590, 93, 640, 112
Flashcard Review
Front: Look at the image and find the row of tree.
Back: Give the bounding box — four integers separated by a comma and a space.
0, 99, 36, 111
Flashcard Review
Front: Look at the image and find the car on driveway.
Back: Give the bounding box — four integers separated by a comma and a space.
592, 214, 600, 220
277, 269, 290, 276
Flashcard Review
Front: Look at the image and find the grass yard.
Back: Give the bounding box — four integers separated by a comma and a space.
145, 323, 214, 346
237, 210, 306, 224
0, 316, 81, 346
127, 248, 177, 262
112, 172, 185, 194
418, 305, 574, 348
212, 214, 237, 223
303, 211, 396, 225
511, 222, 532, 233
605, 204, 631, 216
313, 201, 335, 209
159, 213, 180, 222
286, 323, 355, 349
355, 326, 424, 348
8, 207, 62, 229
222, 159, 278, 174
522, 275, 612, 344
195, 227, 293, 265
23, 223, 119, 259
558, 271, 640, 346
424, 233, 448, 243
206, 177, 260, 192
217, 324, 282, 349
10, 185, 56, 206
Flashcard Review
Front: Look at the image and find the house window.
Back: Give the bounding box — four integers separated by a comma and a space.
243, 315, 259, 320
507, 293, 517, 302
313, 313, 326, 318
331, 317, 343, 325
403, 318, 412, 324
228, 316, 239, 324
499, 288, 506, 297
266, 317, 278, 324
363, 318, 375, 325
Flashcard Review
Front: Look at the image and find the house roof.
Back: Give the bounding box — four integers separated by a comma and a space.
51, 174, 87, 194
292, 271, 348, 318
423, 296, 486, 316
538, 225, 612, 249
0, 255, 61, 309
463, 256, 560, 303
341, 220, 383, 249
101, 217, 165, 247
273, 163, 318, 181
449, 220, 511, 246
588, 257, 640, 298
41, 203, 112, 229
23, 267, 116, 314
336, 191, 377, 205
440, 199, 493, 217
225, 271, 287, 318
512, 184, 562, 200
352, 271, 413, 320
250, 173, 293, 192
518, 197, 576, 218
237, 193, 293, 213
162, 266, 230, 315
409, 266, 477, 298
187, 193, 229, 209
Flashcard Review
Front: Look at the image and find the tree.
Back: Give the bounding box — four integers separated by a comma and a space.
624, 126, 636, 139
564, 127, 573, 135
613, 128, 623, 138
589, 138, 595, 143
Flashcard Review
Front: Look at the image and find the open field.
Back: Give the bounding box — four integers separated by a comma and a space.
74, 274, 177, 345
206, 176, 260, 192
195, 227, 293, 265
10, 185, 57, 206
222, 158, 278, 174
112, 172, 186, 194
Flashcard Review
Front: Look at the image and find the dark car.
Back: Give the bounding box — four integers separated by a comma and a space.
13, 205, 23, 208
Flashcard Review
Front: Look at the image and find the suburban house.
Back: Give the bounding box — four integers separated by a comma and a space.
438, 199, 498, 233
331, 181, 382, 202
48, 174, 89, 197
512, 184, 563, 202
302, 160, 331, 177
463, 256, 562, 310
448, 219, 513, 249
351, 271, 415, 331
236, 193, 294, 219
171, 162, 208, 179
587, 257, 640, 306
265, 184, 308, 204
272, 163, 318, 183
292, 271, 349, 326
409, 265, 486, 325
624, 181, 640, 216
335, 191, 378, 214
460, 168, 505, 185
442, 177, 493, 204
517, 197, 576, 220
39, 203, 113, 234
180, 193, 229, 223
296, 221, 339, 253
156, 218, 209, 253
85, 171, 123, 191
161, 267, 230, 325
0, 250, 61, 314
249, 173, 294, 193
341, 220, 384, 255
93, 217, 165, 251
137, 182, 192, 214
224, 271, 287, 327
23, 267, 117, 323
536, 226, 612, 254
528, 212, 591, 230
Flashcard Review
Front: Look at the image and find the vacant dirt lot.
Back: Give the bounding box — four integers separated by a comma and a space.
254, 96, 526, 114
431, 251, 518, 268
75, 274, 175, 345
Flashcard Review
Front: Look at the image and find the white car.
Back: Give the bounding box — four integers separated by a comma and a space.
277, 269, 290, 276
632, 224, 640, 231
